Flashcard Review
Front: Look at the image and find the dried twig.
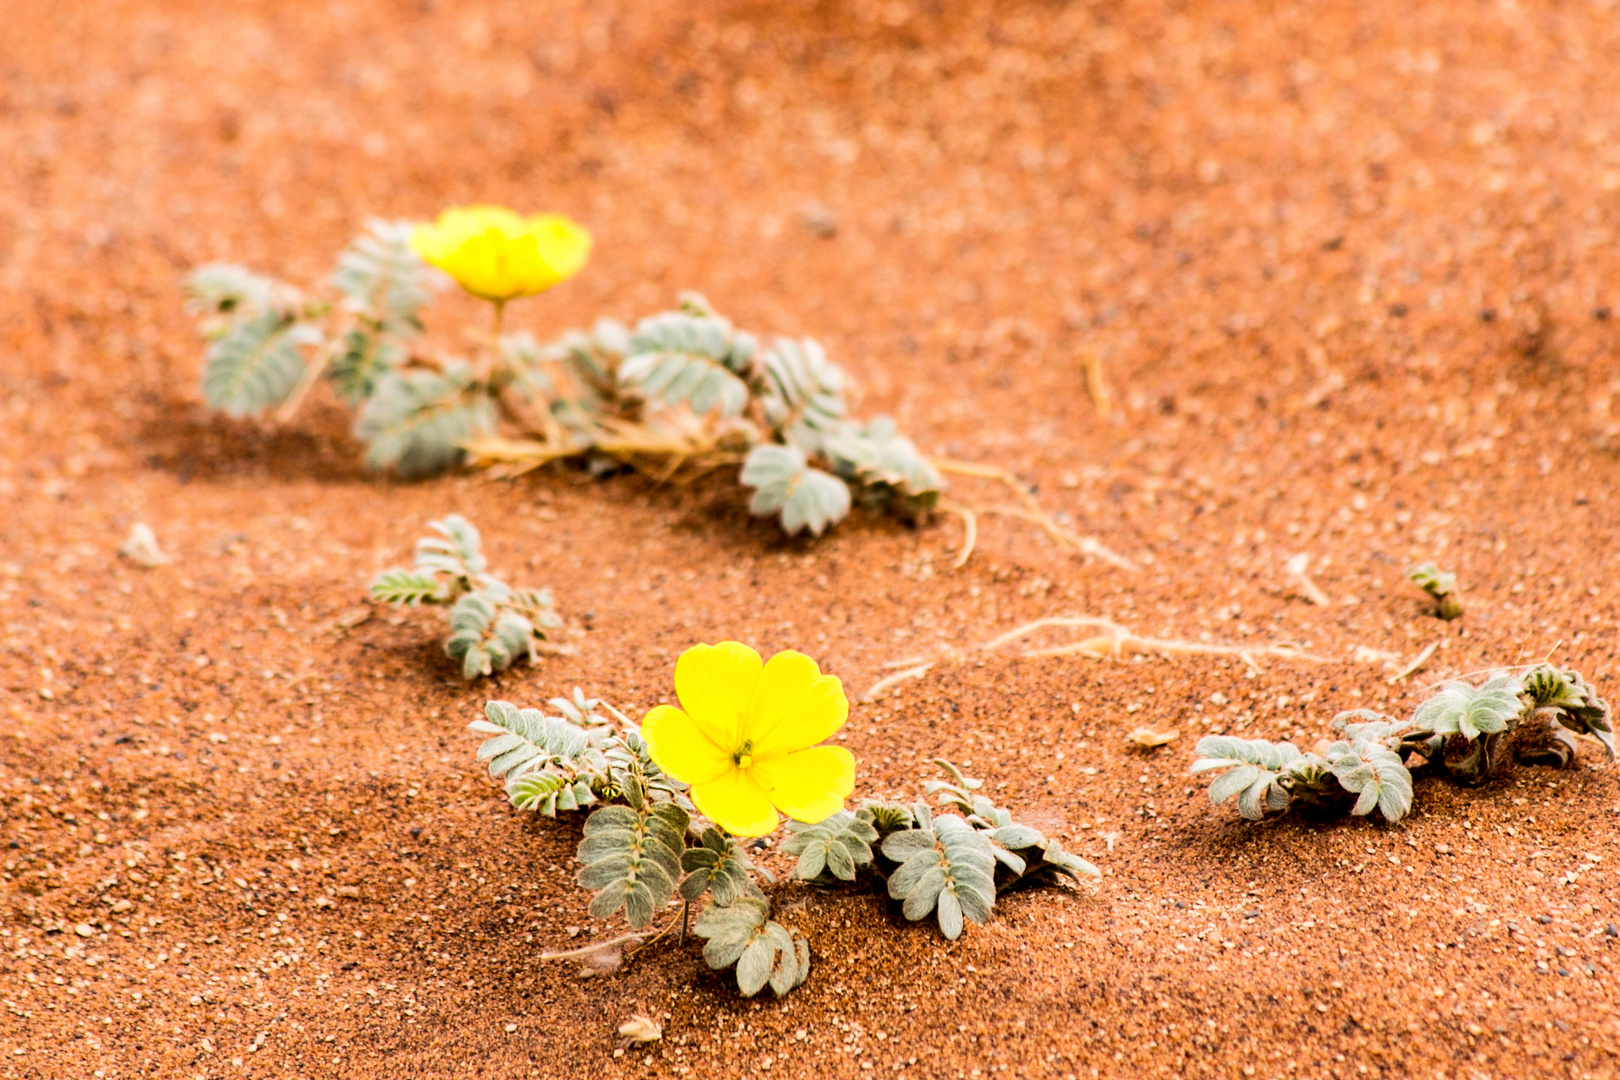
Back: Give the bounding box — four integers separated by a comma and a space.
980, 616, 1330, 665
274, 313, 354, 424
934, 460, 1136, 570
1387, 640, 1440, 684
462, 428, 743, 482
938, 500, 978, 570
1284, 554, 1331, 606
1082, 349, 1112, 419
538, 930, 647, 961
861, 663, 935, 702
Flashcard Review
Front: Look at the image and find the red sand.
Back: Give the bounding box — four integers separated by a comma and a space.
3, 1, 1619, 1077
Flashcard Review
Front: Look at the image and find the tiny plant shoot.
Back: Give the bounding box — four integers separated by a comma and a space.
1193, 665, 1613, 824
467, 643, 1099, 999
370, 515, 559, 679
186, 209, 941, 538
1406, 561, 1463, 620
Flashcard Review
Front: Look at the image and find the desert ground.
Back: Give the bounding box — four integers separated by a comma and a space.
2, 1, 1620, 1077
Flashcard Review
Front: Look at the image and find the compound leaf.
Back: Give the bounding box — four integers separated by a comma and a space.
415, 514, 487, 581
1331, 747, 1414, 822
822, 417, 943, 514
576, 801, 689, 929
883, 816, 996, 940
331, 219, 431, 335
755, 336, 846, 443
739, 443, 851, 537
782, 810, 878, 882
201, 312, 321, 417
186, 264, 300, 320
1413, 675, 1523, 740
368, 568, 445, 607
328, 328, 404, 404
679, 827, 764, 905
619, 311, 753, 417
355, 364, 495, 478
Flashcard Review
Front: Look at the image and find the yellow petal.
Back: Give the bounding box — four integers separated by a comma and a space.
749, 746, 855, 824
524, 214, 592, 282
410, 205, 527, 262
747, 650, 849, 758
674, 642, 763, 751
691, 768, 779, 837
638, 706, 732, 785
409, 206, 591, 302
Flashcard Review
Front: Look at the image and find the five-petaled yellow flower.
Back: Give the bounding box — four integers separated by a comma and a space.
641, 642, 856, 837
410, 205, 592, 303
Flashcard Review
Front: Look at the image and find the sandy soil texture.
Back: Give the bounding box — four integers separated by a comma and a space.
3, 1, 1620, 1077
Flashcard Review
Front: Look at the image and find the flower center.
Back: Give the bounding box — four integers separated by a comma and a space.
732, 740, 755, 770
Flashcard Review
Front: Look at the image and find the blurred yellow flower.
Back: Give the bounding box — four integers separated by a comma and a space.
410, 205, 591, 303
640, 642, 855, 837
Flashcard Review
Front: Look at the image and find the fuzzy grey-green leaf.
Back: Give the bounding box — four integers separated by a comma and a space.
202, 313, 319, 417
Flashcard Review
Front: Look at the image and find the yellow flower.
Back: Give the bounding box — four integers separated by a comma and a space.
410, 205, 591, 303
640, 642, 856, 837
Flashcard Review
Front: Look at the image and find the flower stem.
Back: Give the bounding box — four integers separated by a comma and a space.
475, 298, 507, 386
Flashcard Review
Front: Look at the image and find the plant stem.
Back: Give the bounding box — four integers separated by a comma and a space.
538, 930, 647, 961
474, 298, 506, 385
629, 908, 685, 957
491, 298, 506, 343
274, 315, 353, 424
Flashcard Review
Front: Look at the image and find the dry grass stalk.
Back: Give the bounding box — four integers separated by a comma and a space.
462, 428, 743, 484
934, 459, 1136, 571
1387, 640, 1440, 683
1082, 349, 1113, 419
939, 500, 978, 570
979, 616, 1330, 667
861, 662, 935, 702
1284, 554, 1331, 606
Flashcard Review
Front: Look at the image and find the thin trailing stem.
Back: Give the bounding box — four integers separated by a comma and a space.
274, 312, 354, 423
471, 298, 506, 386
939, 500, 977, 570
628, 909, 686, 957
979, 616, 1330, 665
981, 505, 1137, 571
490, 298, 506, 345
933, 461, 1135, 570
1284, 555, 1331, 606
1387, 640, 1440, 683
861, 662, 935, 702
538, 929, 649, 961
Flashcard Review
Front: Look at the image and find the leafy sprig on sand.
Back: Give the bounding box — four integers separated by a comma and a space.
468, 701, 1099, 999
1406, 561, 1463, 620
186, 221, 939, 538
187, 215, 1129, 565
369, 515, 560, 679
1193, 665, 1613, 823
